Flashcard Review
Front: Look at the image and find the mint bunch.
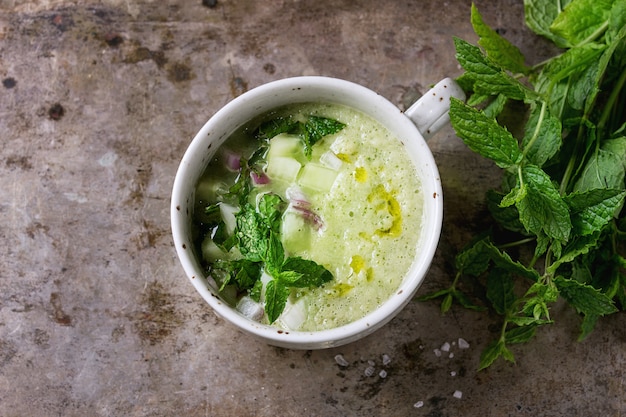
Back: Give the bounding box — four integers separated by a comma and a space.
421, 1, 626, 369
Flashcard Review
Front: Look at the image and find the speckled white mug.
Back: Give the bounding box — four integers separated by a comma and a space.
171, 76, 465, 349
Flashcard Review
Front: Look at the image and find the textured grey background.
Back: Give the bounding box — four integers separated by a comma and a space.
1, 1, 624, 416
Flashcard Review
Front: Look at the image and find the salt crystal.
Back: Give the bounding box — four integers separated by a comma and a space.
458, 338, 470, 349
382, 354, 391, 366
379, 370, 387, 378
433, 348, 442, 357
413, 401, 424, 408
453, 390, 463, 399
450, 371, 457, 377
440, 342, 451, 352
334, 354, 349, 367
368, 360, 376, 367
449, 353, 454, 359
364, 366, 376, 377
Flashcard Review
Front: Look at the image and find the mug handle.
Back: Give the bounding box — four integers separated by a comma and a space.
404, 77, 466, 140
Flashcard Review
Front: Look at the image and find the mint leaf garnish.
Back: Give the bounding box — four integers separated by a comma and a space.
419, 3, 626, 369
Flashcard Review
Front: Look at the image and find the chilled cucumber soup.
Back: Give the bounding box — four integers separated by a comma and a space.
193, 102, 424, 331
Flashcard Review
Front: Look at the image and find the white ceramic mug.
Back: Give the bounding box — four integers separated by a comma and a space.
171, 76, 465, 349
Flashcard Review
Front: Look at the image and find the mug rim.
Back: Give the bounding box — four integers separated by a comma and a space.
171, 76, 443, 349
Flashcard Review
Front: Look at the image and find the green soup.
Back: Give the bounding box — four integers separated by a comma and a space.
193, 103, 423, 331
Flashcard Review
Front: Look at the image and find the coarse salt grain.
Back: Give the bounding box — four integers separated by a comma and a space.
414, 401, 424, 408
334, 354, 349, 367
458, 338, 470, 349
382, 354, 391, 366
441, 342, 451, 352
450, 371, 457, 377
379, 370, 387, 378
433, 348, 442, 357
449, 353, 454, 359
453, 390, 463, 399
364, 366, 376, 377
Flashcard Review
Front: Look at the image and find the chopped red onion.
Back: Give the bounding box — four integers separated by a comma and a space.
292, 205, 324, 231
224, 150, 241, 171
250, 171, 270, 185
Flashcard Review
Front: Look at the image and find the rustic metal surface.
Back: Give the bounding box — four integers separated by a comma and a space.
1, 1, 624, 416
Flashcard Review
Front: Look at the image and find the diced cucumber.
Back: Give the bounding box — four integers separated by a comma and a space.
281, 211, 311, 253
268, 134, 302, 158
201, 235, 227, 261
236, 296, 264, 321
278, 298, 308, 330
297, 163, 338, 192
319, 150, 343, 171
196, 178, 227, 202
266, 156, 302, 183
219, 203, 238, 235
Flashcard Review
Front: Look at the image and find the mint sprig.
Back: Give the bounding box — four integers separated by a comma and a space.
255, 114, 345, 158
420, 1, 626, 369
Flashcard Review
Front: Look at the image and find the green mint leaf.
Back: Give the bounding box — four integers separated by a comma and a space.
282, 256, 333, 288
456, 237, 540, 281
523, 0, 570, 47
565, 188, 626, 236
471, 4, 529, 74
538, 43, 606, 87
578, 313, 599, 341
449, 98, 523, 169
453, 37, 535, 101
441, 293, 453, 313
264, 279, 289, 323
275, 270, 304, 285
249, 279, 263, 302
455, 238, 493, 277
486, 268, 516, 315
574, 137, 626, 192
482, 94, 509, 119
454, 290, 487, 311
486, 189, 526, 233
521, 103, 562, 167
554, 276, 618, 315
256, 116, 298, 140
258, 193, 285, 233
211, 220, 232, 249
548, 232, 602, 274
232, 260, 262, 290
265, 231, 285, 274
479, 339, 514, 370
416, 288, 451, 301
505, 325, 537, 344
609, 1, 626, 39
213, 259, 262, 291
302, 116, 345, 158
550, 0, 613, 47
234, 203, 268, 262
523, 281, 559, 320
516, 165, 572, 242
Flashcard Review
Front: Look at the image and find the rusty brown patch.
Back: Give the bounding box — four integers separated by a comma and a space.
50, 292, 72, 326
0, 340, 17, 368
102, 32, 123, 47
134, 282, 183, 345
133, 219, 167, 249
166, 61, 195, 83
2, 77, 16, 88
48, 103, 65, 120
25, 221, 49, 238
124, 45, 167, 68
33, 328, 51, 349
111, 324, 125, 343
6, 155, 33, 171
229, 75, 248, 98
